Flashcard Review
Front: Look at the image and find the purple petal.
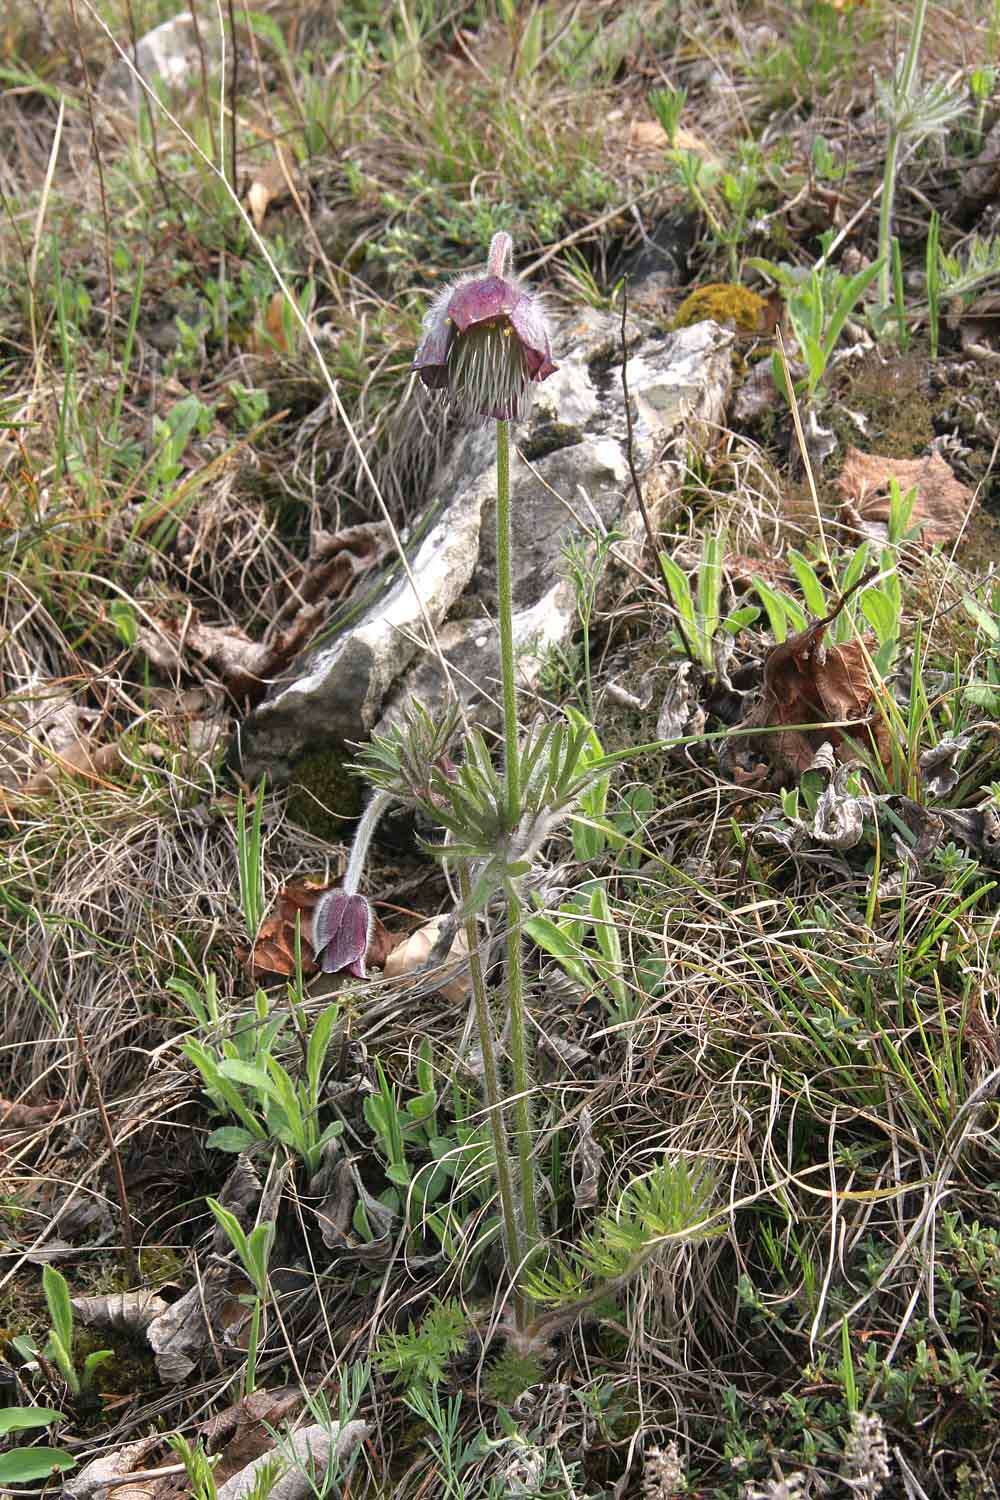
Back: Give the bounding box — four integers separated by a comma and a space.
311, 890, 374, 978
508, 296, 557, 382
447, 275, 519, 334
412, 286, 455, 386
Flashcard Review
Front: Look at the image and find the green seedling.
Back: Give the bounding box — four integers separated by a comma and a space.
875, 0, 965, 318
236, 779, 266, 940
649, 84, 687, 146
926, 209, 942, 359
669, 144, 765, 279
207, 1199, 274, 1395
752, 500, 913, 673
659, 529, 759, 677
561, 525, 622, 719
525, 880, 641, 1024
750, 253, 884, 401
180, 982, 343, 1173
362, 1044, 499, 1261
18, 1266, 114, 1400
524, 1157, 722, 1312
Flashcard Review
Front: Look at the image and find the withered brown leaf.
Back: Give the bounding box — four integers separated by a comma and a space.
759, 618, 894, 778
837, 447, 976, 548
732, 586, 895, 783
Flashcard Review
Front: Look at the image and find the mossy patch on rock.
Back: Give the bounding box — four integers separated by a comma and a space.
672, 283, 766, 334
520, 421, 583, 461
286, 745, 364, 842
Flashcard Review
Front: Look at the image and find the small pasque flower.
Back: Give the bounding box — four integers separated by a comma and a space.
311, 888, 374, 977
413, 231, 557, 421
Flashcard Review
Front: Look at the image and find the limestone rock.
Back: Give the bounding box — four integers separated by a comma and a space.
239, 308, 734, 781
102, 12, 221, 104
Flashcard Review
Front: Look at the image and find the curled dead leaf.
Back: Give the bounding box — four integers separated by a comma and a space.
0, 1096, 62, 1129
63, 1437, 163, 1500
249, 881, 395, 978
245, 150, 299, 231
570, 1107, 603, 1210
215, 1422, 370, 1500
837, 447, 976, 548
625, 117, 721, 168
656, 660, 706, 741
919, 734, 972, 799
71, 1290, 170, 1334
812, 763, 865, 850
249, 880, 325, 976
146, 1257, 231, 1384
734, 595, 894, 781
19, 735, 128, 796
201, 1389, 304, 1484
382, 915, 470, 1001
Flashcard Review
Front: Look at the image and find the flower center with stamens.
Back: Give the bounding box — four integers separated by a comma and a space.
447, 317, 532, 422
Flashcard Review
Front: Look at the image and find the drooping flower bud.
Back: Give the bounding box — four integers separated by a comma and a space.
311, 889, 374, 977
413, 232, 557, 422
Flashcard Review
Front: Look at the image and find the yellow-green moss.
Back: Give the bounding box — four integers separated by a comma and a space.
138, 1246, 185, 1286
672, 283, 766, 334
836, 351, 933, 456
79, 1328, 157, 1386
286, 745, 364, 842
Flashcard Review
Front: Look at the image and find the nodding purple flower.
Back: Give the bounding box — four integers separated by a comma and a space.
311, 889, 374, 978
413, 231, 557, 422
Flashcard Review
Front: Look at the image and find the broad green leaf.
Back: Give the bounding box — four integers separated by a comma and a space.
590, 886, 628, 1011
840, 541, 871, 596
206, 1198, 250, 1266
246, 1223, 274, 1290
206, 1126, 259, 1153
306, 1003, 339, 1103
416, 1038, 435, 1100
317, 1119, 345, 1148
185, 1044, 267, 1139
962, 595, 999, 641
0, 1448, 76, 1483
659, 553, 697, 633
771, 349, 792, 403
218, 1059, 278, 1097
752, 576, 806, 641
787, 550, 827, 617
873, 637, 898, 676
823, 258, 884, 361
0, 1408, 63, 1435
41, 1266, 74, 1357
723, 605, 759, 633
697, 531, 724, 648
565, 708, 608, 860
964, 681, 1000, 712
861, 588, 897, 645
523, 915, 593, 990
803, 333, 825, 392
82, 1349, 114, 1383
746, 255, 795, 288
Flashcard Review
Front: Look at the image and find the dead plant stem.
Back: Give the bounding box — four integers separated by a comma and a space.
74, 1018, 139, 1284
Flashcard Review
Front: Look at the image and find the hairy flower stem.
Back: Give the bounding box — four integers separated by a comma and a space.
496, 421, 520, 830
458, 862, 525, 1327
343, 789, 393, 895
495, 419, 540, 1266
877, 0, 928, 313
